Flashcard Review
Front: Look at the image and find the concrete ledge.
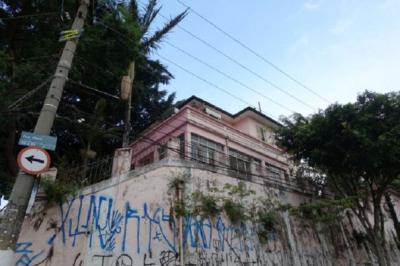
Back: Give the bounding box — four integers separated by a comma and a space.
77, 158, 316, 197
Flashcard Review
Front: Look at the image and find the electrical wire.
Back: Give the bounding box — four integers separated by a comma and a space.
8, 76, 53, 110
63, 86, 281, 161
155, 52, 276, 116
121, 105, 310, 192
93, 18, 286, 121
68, 79, 120, 100
164, 40, 296, 113
131, 112, 284, 164
52, 90, 310, 194
159, 13, 316, 111
75, 55, 118, 78
137, 133, 315, 195
0, 11, 60, 21
6, 54, 59, 63
32, 15, 304, 191
76, 103, 283, 165
176, 0, 331, 104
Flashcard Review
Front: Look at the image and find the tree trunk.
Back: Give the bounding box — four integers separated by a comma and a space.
365, 229, 386, 266
384, 192, 400, 246
371, 196, 390, 266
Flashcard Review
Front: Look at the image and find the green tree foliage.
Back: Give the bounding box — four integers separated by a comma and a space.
276, 91, 400, 265
0, 0, 187, 198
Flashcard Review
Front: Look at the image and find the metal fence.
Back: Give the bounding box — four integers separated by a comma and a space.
55, 156, 114, 187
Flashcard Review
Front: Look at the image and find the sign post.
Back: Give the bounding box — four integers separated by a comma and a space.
18, 131, 57, 151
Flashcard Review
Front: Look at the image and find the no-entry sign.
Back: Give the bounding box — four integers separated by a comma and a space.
17, 146, 51, 175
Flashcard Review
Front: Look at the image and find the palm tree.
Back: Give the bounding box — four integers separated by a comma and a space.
62, 0, 188, 182
127, 0, 188, 136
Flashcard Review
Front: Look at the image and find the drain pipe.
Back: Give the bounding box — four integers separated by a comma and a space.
179, 182, 185, 265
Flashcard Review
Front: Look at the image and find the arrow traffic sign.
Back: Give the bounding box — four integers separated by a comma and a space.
17, 146, 51, 175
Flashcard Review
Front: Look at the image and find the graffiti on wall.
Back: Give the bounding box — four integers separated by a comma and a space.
15, 192, 288, 266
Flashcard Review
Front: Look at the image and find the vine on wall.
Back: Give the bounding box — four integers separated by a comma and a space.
168, 176, 359, 246
168, 178, 280, 244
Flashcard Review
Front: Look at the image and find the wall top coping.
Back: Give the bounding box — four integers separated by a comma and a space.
76, 159, 316, 199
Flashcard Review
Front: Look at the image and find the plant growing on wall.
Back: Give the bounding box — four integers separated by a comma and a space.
192, 191, 221, 218
41, 179, 78, 204
168, 176, 187, 217
221, 182, 255, 224
169, 177, 287, 245
222, 199, 247, 224
279, 197, 355, 229
256, 210, 278, 244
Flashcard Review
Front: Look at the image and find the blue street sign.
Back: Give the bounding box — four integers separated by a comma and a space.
18, 131, 57, 151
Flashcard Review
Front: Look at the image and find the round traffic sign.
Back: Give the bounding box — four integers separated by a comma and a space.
17, 146, 51, 175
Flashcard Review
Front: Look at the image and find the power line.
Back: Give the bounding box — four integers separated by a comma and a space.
93, 18, 282, 120
164, 40, 296, 114
137, 131, 315, 195
156, 52, 280, 120
135, 106, 282, 151
126, 105, 311, 191
95, 20, 136, 49
7, 54, 58, 63
68, 79, 120, 100
0, 11, 60, 21
159, 13, 316, 111
75, 55, 118, 78
58, 85, 296, 192
8, 76, 53, 110
177, 0, 331, 104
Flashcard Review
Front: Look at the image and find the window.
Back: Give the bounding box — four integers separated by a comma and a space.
258, 126, 275, 144
178, 134, 185, 159
158, 144, 167, 160
252, 158, 262, 173
253, 158, 262, 166
139, 152, 154, 166
229, 149, 252, 176
191, 134, 224, 166
267, 164, 285, 180
258, 126, 266, 142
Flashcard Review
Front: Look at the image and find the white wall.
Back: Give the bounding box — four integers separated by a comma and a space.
14, 160, 400, 266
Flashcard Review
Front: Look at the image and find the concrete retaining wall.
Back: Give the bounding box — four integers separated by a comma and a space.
13, 160, 400, 265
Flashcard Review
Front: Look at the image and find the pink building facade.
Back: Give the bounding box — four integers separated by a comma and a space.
130, 96, 291, 182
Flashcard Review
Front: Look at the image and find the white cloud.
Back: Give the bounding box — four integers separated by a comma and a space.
331, 17, 354, 35
383, 0, 400, 9
303, 1, 321, 11
289, 34, 310, 54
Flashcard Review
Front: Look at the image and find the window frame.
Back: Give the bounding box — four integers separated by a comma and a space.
191, 133, 224, 166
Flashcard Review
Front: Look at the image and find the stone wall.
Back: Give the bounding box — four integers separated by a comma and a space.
13, 159, 400, 265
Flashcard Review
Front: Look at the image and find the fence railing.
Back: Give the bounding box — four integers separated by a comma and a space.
55, 156, 114, 187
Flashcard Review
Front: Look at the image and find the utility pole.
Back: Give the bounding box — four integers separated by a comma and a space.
122, 62, 135, 147
0, 1, 90, 265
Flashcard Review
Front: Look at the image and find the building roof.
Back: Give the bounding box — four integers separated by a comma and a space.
175, 95, 282, 127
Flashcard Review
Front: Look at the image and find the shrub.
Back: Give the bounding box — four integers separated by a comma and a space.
200, 194, 220, 218
41, 179, 78, 204
257, 210, 278, 244
173, 201, 188, 217
223, 199, 246, 224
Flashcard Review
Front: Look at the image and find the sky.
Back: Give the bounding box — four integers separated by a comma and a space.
138, 0, 400, 121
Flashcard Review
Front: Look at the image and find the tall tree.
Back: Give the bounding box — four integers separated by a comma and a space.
0, 0, 187, 197
276, 91, 400, 266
